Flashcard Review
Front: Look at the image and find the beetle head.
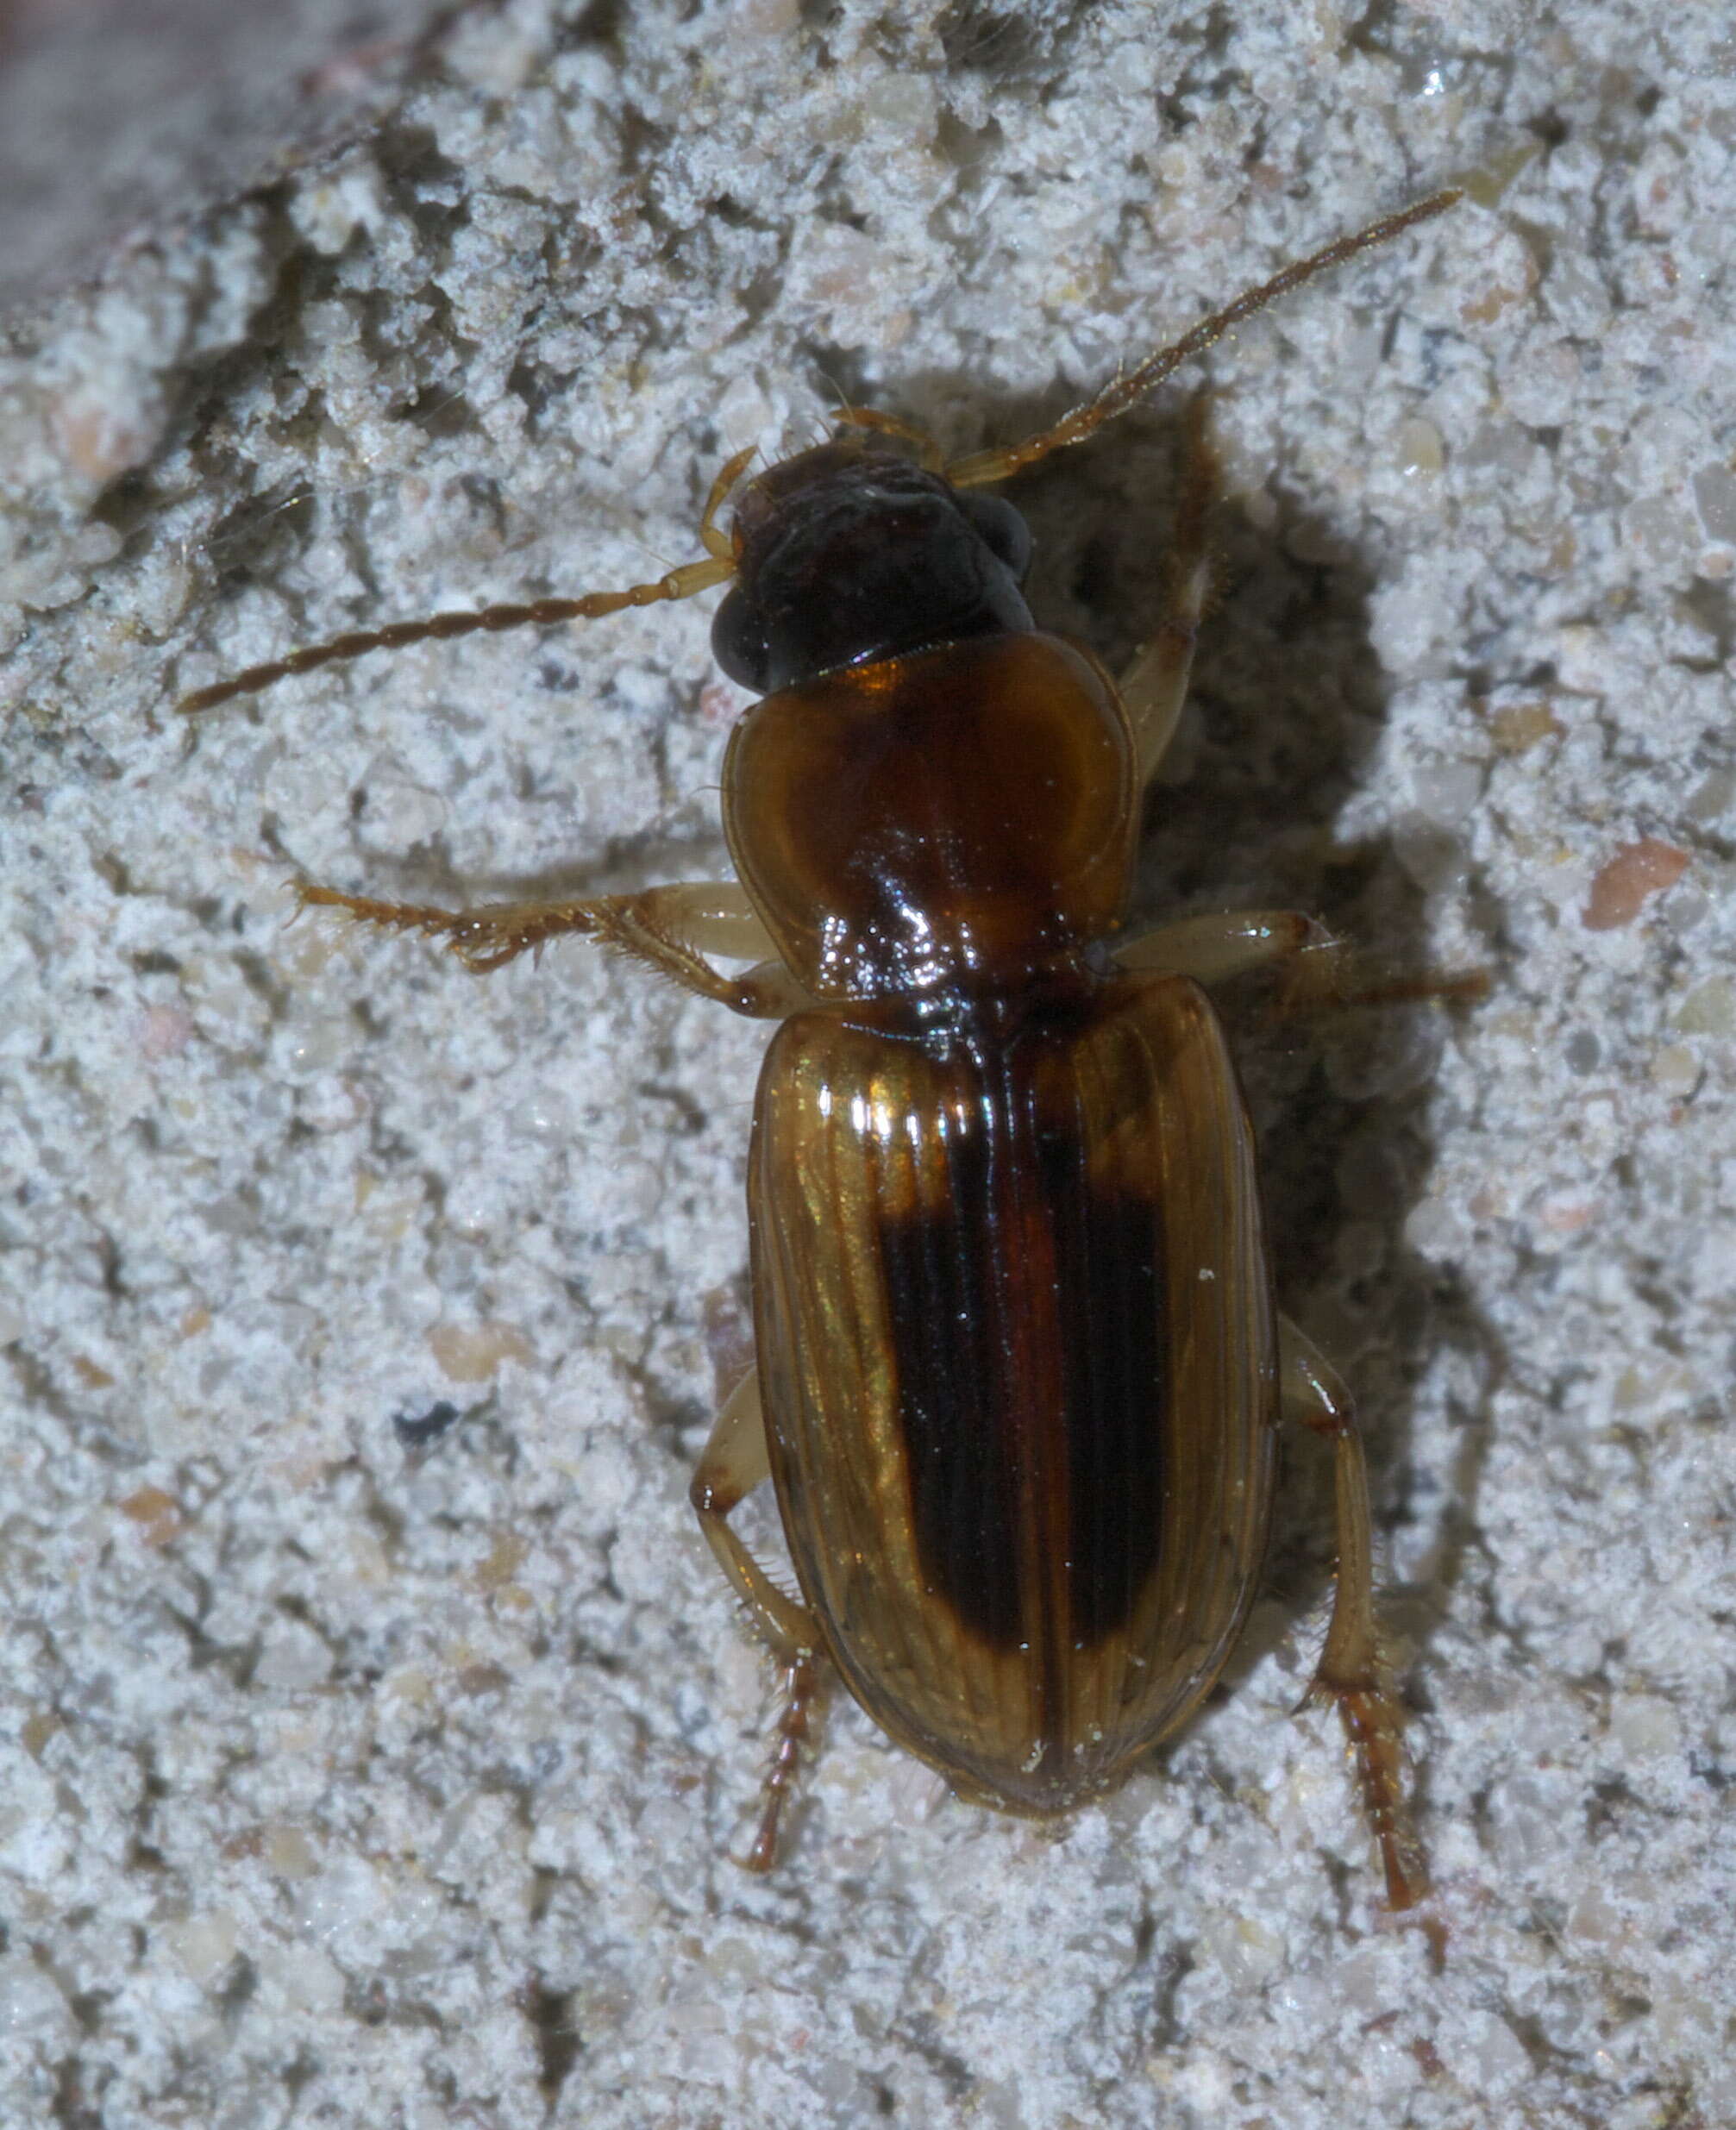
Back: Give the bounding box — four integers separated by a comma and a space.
711, 435, 1033, 694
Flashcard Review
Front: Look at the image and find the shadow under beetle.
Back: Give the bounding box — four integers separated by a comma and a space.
183, 189, 1479, 1908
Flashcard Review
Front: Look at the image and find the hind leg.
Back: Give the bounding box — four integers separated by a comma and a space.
690, 1370, 825, 1870
1280, 1319, 1429, 1912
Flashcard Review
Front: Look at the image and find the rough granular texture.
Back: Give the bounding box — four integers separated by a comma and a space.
1, 3, 1731, 2126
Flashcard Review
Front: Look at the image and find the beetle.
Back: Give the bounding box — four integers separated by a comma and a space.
182, 190, 1472, 1908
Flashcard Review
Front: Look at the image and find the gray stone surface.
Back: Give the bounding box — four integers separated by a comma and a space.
1, 2, 1731, 2125
0, 0, 457, 312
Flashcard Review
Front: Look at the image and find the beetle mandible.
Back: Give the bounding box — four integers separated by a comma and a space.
183, 189, 1473, 1908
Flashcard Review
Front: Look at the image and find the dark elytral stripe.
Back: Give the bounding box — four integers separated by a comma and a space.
1051, 1183, 1166, 1649
875, 1098, 1025, 1648
878, 1016, 1168, 1655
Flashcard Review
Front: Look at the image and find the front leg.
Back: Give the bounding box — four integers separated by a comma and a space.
1116, 908, 1487, 1012
297, 877, 809, 1018
1117, 908, 1336, 986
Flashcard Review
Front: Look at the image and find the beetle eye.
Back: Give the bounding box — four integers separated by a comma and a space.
711, 587, 770, 691
959, 492, 1032, 581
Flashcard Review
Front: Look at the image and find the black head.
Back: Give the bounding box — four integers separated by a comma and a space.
711, 436, 1034, 694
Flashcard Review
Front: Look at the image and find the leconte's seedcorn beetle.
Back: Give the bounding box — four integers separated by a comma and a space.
183, 190, 1478, 1907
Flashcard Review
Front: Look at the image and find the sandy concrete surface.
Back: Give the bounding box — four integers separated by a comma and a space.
1, 2, 1731, 2125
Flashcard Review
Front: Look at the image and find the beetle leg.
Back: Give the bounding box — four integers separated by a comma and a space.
1278, 1318, 1430, 1912
294, 877, 808, 1016
1271, 955, 1492, 1015
1119, 394, 1219, 785
1115, 909, 1488, 1012
690, 1370, 814, 1650
1116, 907, 1333, 983
690, 1369, 827, 1870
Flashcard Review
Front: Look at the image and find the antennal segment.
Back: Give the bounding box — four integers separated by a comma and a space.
944, 188, 1462, 490
177, 552, 734, 716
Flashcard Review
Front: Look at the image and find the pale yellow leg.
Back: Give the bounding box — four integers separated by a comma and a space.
689, 1370, 816, 1657
1116, 907, 1334, 984
297, 877, 809, 1017
1279, 1318, 1428, 1911
1115, 907, 1487, 1013
690, 1370, 826, 1871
